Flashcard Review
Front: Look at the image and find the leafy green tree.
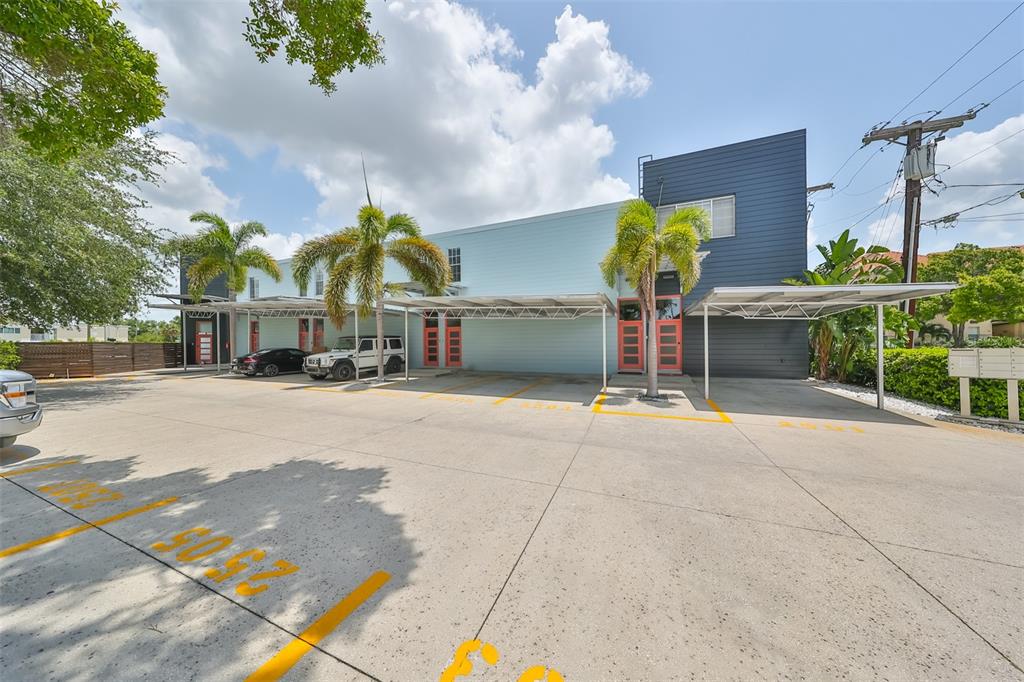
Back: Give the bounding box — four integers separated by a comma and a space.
0, 0, 165, 161
0, 129, 169, 327
917, 322, 951, 345
784, 229, 905, 381
244, 0, 385, 95
601, 199, 710, 398
948, 269, 1024, 329
164, 213, 282, 359
126, 317, 181, 343
0, 340, 19, 370
916, 244, 1024, 345
291, 202, 449, 381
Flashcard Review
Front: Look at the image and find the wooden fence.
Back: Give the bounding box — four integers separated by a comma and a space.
15, 343, 182, 379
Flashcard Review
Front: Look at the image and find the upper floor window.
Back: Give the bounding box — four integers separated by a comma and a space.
1, 326, 20, 334
249, 277, 259, 298
657, 195, 735, 238
299, 281, 308, 297
447, 248, 461, 282
315, 271, 325, 296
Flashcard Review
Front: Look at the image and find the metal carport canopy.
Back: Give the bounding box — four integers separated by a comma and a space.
684, 283, 958, 410
382, 293, 617, 389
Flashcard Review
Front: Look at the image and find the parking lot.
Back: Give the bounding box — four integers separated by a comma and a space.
1, 370, 1022, 680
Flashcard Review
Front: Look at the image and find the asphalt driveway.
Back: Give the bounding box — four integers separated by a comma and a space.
1, 371, 1021, 680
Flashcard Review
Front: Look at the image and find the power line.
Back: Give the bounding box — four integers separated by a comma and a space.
957, 210, 1024, 220
882, 1, 1024, 126
942, 182, 1024, 188
977, 78, 1024, 111
930, 48, 1024, 117
921, 189, 1024, 226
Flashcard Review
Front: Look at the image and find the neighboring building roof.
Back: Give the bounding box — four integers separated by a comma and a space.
881, 244, 1024, 267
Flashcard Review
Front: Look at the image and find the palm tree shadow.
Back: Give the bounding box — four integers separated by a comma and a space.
0, 455, 414, 680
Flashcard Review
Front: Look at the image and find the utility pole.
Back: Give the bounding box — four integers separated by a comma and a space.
862, 112, 976, 345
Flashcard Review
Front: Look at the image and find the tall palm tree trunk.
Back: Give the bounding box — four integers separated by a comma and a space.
646, 256, 659, 398
375, 297, 385, 381
227, 290, 237, 360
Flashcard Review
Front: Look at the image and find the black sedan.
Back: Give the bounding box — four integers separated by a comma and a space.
231, 348, 308, 377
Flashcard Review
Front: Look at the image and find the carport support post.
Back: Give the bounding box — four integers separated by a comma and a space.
404, 308, 409, 381
354, 310, 359, 380
875, 304, 884, 410
247, 310, 252, 353
181, 313, 188, 372
703, 303, 709, 400
601, 305, 607, 392
216, 312, 222, 374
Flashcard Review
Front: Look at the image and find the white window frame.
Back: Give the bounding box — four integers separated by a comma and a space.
447, 248, 461, 282
658, 194, 736, 239
249, 277, 259, 298
315, 271, 325, 296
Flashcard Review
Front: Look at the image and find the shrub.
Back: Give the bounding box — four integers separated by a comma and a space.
0, 340, 20, 370
968, 336, 1024, 348
847, 346, 1022, 419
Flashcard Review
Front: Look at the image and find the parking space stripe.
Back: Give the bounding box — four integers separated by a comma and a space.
0, 497, 178, 559
245, 570, 391, 682
591, 393, 732, 424
493, 377, 549, 405
0, 459, 81, 478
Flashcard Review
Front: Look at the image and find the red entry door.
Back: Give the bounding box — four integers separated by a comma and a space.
655, 295, 683, 373
249, 320, 259, 352
445, 318, 462, 367
298, 319, 309, 351
196, 320, 213, 364
312, 319, 325, 353
423, 315, 439, 367
618, 299, 644, 372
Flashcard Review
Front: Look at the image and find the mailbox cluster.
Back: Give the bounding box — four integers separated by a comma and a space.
948, 348, 1023, 422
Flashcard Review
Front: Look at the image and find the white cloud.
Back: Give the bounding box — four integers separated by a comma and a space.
123, 1, 649, 234
135, 130, 236, 235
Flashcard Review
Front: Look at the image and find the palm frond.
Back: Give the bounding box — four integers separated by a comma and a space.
232, 221, 269, 248
358, 204, 388, 244
186, 255, 225, 303
238, 247, 283, 282
385, 213, 422, 239
353, 242, 385, 316
662, 206, 710, 242
387, 236, 450, 295
324, 256, 356, 327
291, 231, 359, 291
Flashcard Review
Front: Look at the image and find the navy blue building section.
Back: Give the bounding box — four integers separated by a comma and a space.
643, 130, 809, 378
180, 260, 231, 366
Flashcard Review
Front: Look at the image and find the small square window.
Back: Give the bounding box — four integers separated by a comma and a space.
447, 248, 461, 282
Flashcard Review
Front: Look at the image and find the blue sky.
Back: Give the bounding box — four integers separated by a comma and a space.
126, 1, 1023, 318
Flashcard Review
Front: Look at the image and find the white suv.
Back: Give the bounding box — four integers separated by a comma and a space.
304, 336, 405, 381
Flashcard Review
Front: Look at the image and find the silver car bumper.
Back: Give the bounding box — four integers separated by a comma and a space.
0, 405, 43, 438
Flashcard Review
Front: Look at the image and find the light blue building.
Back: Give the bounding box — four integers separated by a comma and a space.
176, 130, 809, 380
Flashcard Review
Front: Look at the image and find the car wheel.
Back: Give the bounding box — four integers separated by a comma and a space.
0, 436, 16, 449
263, 363, 280, 377
331, 362, 354, 381
385, 356, 402, 374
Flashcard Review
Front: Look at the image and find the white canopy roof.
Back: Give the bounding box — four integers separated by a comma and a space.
382, 293, 616, 319
685, 283, 958, 319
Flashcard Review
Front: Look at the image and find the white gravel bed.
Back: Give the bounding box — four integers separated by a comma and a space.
814, 380, 1024, 434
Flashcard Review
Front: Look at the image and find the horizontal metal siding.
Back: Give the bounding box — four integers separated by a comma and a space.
645, 130, 809, 378
684, 317, 808, 379
458, 317, 616, 375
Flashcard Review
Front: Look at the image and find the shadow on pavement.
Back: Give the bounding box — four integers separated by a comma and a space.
0, 455, 413, 680
34, 378, 154, 411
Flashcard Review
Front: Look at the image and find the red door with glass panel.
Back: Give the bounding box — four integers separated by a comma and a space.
655, 294, 683, 373
249, 320, 260, 352
445, 318, 462, 367
196, 320, 213, 364
423, 314, 439, 367
617, 299, 644, 372
312, 319, 325, 352
298, 319, 309, 351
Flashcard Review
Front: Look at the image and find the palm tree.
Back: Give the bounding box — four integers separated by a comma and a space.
291, 202, 449, 381
600, 198, 710, 399
918, 322, 952, 345
783, 229, 903, 379
164, 211, 282, 359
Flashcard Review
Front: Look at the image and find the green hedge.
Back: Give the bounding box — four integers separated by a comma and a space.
0, 340, 19, 370
851, 347, 1023, 419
